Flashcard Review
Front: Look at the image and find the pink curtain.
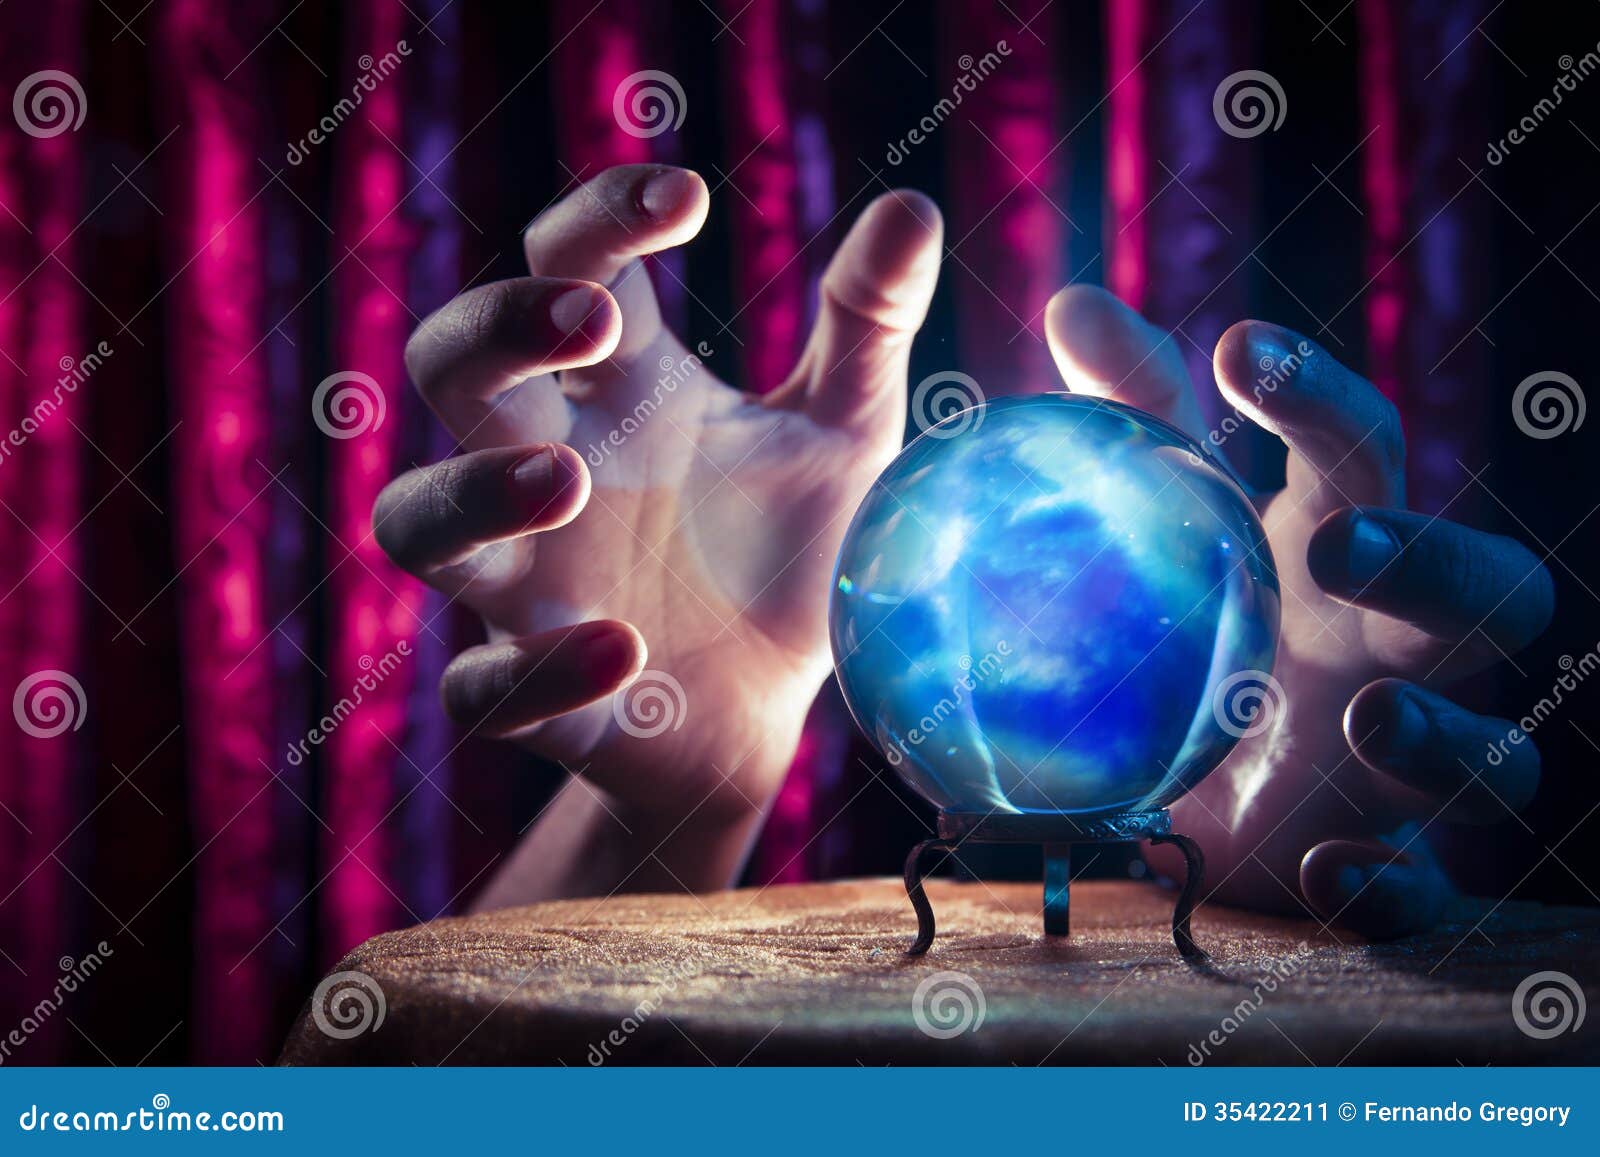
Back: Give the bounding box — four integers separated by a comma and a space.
0, 0, 1521, 1065
1106, 0, 1257, 462
320, 0, 426, 964
1360, 0, 1492, 516
158, 0, 280, 1062
941, 0, 1066, 397
0, 0, 88, 1056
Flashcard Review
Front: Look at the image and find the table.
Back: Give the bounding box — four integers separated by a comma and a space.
280, 879, 1599, 1065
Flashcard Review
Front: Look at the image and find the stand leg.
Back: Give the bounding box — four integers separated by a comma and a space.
1150, 832, 1207, 960
903, 839, 956, 955
1042, 843, 1071, 937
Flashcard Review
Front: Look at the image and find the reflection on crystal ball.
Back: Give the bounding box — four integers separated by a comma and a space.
830, 394, 1280, 816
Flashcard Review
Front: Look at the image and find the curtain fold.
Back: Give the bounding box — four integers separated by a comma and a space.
321, 0, 426, 962
941, 0, 1066, 397
0, 0, 88, 1059
158, 0, 280, 1063
1361, 0, 1492, 516
1106, 0, 1256, 459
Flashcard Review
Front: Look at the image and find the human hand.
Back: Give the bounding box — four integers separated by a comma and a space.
373, 165, 942, 899
1042, 287, 1554, 939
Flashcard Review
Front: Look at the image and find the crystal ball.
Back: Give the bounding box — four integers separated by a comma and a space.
830, 393, 1280, 816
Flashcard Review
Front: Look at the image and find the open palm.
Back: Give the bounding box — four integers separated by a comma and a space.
374, 167, 941, 878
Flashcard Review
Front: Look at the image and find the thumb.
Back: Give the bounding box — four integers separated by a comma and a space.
782, 189, 943, 430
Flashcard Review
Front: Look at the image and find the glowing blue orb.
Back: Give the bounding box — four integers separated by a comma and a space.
830, 394, 1280, 816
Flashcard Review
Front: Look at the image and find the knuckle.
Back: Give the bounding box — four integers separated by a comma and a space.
456, 280, 516, 350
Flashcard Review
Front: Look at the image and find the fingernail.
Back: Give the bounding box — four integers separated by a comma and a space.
1387, 690, 1430, 757
1245, 324, 1296, 380
1343, 513, 1400, 586
639, 169, 695, 220
581, 627, 637, 685
510, 446, 555, 492
1333, 862, 1371, 903
549, 285, 607, 339
1318, 512, 1395, 592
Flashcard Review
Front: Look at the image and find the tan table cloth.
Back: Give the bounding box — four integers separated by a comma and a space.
280, 879, 1599, 1065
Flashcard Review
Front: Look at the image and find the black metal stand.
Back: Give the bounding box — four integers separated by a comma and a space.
903, 809, 1207, 960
